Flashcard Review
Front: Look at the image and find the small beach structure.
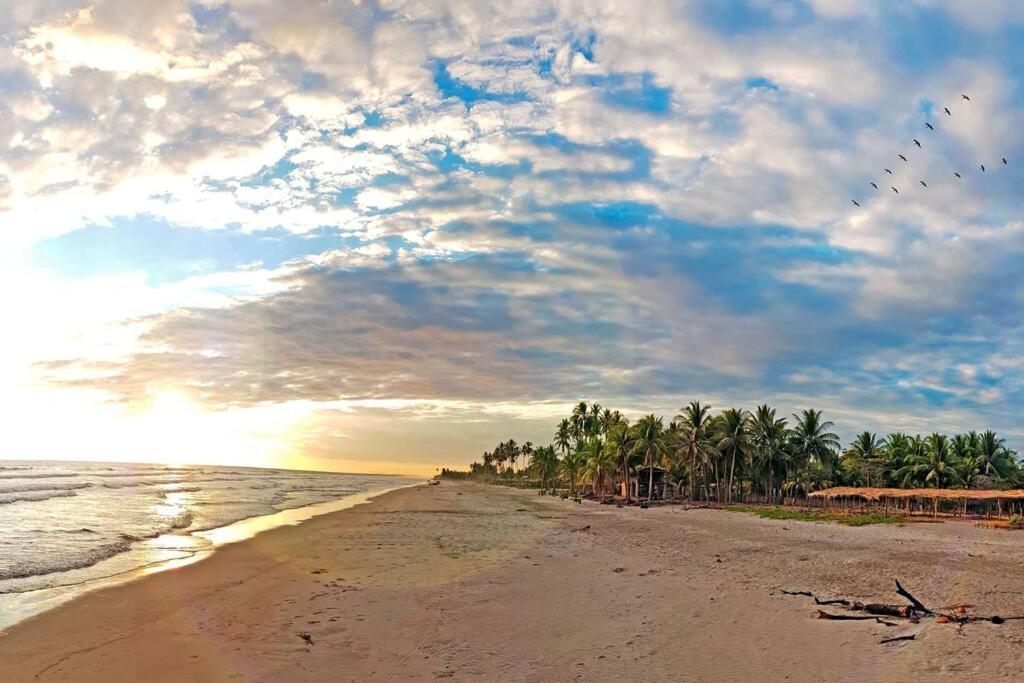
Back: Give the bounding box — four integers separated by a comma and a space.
622, 466, 669, 501
809, 487, 1024, 517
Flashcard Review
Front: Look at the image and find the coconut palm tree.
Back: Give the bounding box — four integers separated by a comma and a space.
529, 445, 560, 490
583, 439, 618, 501
716, 408, 751, 504
957, 454, 984, 489
633, 414, 668, 502
750, 404, 788, 503
897, 433, 961, 488
790, 409, 840, 475
588, 403, 603, 437
976, 430, 1015, 480
782, 462, 832, 502
555, 420, 573, 458
605, 421, 636, 504
600, 408, 623, 435
675, 401, 715, 500
519, 441, 534, 474
846, 431, 882, 486
882, 433, 911, 487
570, 402, 589, 444
561, 445, 588, 495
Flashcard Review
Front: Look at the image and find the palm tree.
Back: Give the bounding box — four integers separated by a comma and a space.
882, 433, 911, 487
605, 422, 636, 504
570, 402, 589, 444
555, 420, 572, 458
957, 454, 984, 489
790, 409, 840, 475
897, 433, 961, 488
529, 445, 560, 489
561, 445, 588, 495
588, 403, 603, 438
716, 408, 751, 504
633, 414, 668, 502
675, 401, 715, 500
846, 431, 882, 486
583, 439, 618, 501
782, 462, 832, 502
750, 405, 788, 503
977, 430, 1015, 481
519, 441, 534, 474
599, 408, 619, 435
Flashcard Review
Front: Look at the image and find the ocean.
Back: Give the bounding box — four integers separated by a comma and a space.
0, 460, 413, 627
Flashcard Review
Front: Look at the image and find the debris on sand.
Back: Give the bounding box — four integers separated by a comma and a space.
785, 579, 1024, 639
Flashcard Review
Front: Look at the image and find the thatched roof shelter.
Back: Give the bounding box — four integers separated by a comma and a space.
810, 487, 1024, 501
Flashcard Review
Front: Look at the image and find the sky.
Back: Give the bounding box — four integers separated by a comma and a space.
3, 1, 1024, 476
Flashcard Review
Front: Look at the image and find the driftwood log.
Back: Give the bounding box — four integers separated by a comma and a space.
785, 579, 1021, 632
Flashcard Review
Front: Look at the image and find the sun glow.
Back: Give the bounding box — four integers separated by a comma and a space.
130, 390, 304, 469
144, 391, 204, 466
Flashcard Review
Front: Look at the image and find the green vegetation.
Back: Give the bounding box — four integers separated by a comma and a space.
439, 401, 1021, 505
724, 506, 905, 526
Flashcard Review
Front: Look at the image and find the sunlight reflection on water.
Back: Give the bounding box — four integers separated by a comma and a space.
0, 483, 414, 631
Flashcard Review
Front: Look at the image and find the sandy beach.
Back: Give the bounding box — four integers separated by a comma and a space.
4, 482, 1024, 681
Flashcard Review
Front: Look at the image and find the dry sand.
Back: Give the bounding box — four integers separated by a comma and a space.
3, 481, 1024, 681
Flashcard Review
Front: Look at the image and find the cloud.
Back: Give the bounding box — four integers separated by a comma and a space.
7, 0, 1024, 467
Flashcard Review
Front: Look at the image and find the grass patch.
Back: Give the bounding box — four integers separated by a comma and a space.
724, 506, 904, 526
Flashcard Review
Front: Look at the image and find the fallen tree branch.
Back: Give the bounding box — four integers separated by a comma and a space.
894, 579, 932, 614
816, 610, 879, 620
814, 597, 851, 606
785, 580, 1023, 630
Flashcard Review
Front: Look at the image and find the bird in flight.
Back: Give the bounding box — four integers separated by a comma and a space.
944, 107, 952, 116
981, 164, 986, 172
913, 139, 922, 148
920, 180, 928, 187
884, 168, 893, 175
852, 200, 861, 207
1003, 158, 1008, 165
954, 172, 962, 178
870, 182, 878, 189
925, 123, 934, 130
899, 154, 908, 162
891, 186, 899, 194
962, 94, 971, 101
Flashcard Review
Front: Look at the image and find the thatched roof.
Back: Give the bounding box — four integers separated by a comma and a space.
809, 486, 1024, 501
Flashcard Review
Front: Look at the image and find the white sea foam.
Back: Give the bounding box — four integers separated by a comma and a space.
0, 461, 409, 593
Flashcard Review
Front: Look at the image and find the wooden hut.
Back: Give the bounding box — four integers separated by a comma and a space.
623, 466, 669, 501
809, 487, 1024, 518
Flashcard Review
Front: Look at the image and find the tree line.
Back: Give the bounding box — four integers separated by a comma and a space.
440, 401, 1020, 504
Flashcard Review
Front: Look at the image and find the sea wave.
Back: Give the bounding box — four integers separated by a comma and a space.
0, 472, 79, 480
168, 511, 194, 530
0, 536, 135, 581
0, 481, 91, 494
0, 489, 82, 505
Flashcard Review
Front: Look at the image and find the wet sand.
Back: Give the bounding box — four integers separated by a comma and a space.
3, 482, 1024, 681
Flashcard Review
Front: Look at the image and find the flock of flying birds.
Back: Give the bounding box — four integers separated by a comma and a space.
851, 94, 1007, 208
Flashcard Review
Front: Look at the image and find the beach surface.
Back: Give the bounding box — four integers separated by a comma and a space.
3, 482, 1024, 681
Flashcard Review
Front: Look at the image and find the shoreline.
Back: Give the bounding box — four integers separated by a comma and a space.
0, 480, 417, 631
4, 481, 1024, 680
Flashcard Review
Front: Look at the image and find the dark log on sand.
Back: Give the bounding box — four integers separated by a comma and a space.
787, 580, 1024, 631
862, 603, 913, 618
814, 597, 851, 607
894, 579, 931, 614
816, 611, 879, 621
